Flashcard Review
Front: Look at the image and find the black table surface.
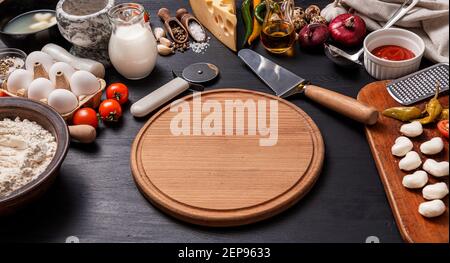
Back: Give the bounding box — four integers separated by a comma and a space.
2, 0, 429, 243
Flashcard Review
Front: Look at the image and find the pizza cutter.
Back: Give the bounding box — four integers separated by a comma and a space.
131, 63, 219, 117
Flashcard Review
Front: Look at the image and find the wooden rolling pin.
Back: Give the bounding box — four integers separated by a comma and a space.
68, 125, 97, 144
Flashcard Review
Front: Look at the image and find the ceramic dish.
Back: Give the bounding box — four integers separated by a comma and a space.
364, 28, 425, 80
0, 0, 68, 52
0, 97, 69, 215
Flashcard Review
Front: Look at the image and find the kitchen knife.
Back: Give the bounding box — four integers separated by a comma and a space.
238, 49, 378, 125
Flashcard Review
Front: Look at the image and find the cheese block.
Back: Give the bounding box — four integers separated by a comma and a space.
189, 0, 237, 51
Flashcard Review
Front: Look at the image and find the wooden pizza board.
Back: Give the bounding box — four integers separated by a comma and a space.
358, 81, 449, 243
131, 89, 324, 227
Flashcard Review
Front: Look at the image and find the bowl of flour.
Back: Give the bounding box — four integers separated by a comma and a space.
0, 97, 69, 215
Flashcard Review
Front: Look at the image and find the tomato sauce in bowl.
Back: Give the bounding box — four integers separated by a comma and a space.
371, 45, 415, 61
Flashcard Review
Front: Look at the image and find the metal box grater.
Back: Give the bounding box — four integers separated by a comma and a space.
386, 63, 449, 105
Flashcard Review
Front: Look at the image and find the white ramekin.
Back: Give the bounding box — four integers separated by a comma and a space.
363, 28, 425, 80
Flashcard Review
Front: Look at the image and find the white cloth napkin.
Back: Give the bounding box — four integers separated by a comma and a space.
343, 0, 449, 63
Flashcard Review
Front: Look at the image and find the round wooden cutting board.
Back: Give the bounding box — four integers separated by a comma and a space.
131, 89, 324, 226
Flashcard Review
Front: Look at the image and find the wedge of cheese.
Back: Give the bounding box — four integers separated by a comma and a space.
189, 0, 237, 51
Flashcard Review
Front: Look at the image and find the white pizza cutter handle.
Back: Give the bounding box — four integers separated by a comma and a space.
131, 77, 190, 117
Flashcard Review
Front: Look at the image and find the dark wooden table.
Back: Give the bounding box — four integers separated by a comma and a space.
1, 0, 417, 243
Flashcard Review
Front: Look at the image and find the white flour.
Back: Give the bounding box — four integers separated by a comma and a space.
0, 117, 56, 197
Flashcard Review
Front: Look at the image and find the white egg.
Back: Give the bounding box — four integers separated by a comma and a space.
6, 69, 33, 94
49, 62, 76, 86
28, 78, 55, 101
48, 89, 78, 114
25, 51, 53, 73
69, 70, 99, 96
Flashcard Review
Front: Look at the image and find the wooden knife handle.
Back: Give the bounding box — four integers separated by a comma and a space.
304, 85, 379, 125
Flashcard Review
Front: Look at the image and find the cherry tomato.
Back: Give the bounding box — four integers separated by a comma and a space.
99, 99, 122, 122
72, 108, 98, 129
106, 83, 129, 105
437, 120, 449, 139
0, 90, 9, 97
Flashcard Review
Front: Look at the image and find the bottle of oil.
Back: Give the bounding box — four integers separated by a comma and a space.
261, 0, 296, 54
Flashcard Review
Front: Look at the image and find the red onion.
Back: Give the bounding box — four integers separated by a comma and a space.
298, 23, 330, 50
329, 13, 366, 46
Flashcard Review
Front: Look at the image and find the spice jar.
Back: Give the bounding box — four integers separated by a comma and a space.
108, 3, 157, 80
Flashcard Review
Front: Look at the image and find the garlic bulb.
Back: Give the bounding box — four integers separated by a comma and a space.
320, 0, 347, 23
154, 27, 166, 41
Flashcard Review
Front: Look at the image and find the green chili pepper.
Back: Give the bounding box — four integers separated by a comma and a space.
416, 86, 443, 125
242, 0, 253, 47
439, 108, 449, 120
382, 106, 422, 122
255, 2, 266, 24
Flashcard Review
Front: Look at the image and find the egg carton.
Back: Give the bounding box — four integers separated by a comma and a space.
0, 62, 106, 122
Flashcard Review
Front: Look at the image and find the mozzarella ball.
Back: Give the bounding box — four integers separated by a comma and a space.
399, 151, 422, 171
423, 159, 449, 177
420, 137, 444, 155
391, 136, 413, 157
402, 170, 428, 189
28, 78, 54, 100
418, 200, 446, 218
400, 121, 423, 138
48, 89, 78, 114
423, 182, 449, 200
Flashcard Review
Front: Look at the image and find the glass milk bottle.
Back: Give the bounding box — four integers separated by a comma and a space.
108, 3, 157, 80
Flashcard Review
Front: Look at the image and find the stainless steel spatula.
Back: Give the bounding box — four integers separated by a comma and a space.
238, 49, 379, 125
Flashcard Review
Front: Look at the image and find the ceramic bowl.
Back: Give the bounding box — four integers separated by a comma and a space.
0, 98, 69, 215
364, 28, 425, 80
0, 0, 68, 53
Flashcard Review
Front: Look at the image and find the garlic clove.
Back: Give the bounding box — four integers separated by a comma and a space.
320, 0, 347, 23
399, 151, 422, 171
391, 136, 413, 157
423, 182, 449, 200
400, 121, 423, 138
420, 137, 444, 155
423, 159, 449, 177
157, 44, 174, 56
402, 170, 428, 189
159, 37, 173, 47
418, 199, 446, 218
153, 27, 166, 41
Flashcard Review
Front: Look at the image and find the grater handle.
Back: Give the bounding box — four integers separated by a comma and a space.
304, 85, 379, 125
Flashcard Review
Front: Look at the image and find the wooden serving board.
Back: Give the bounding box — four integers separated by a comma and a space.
358, 81, 449, 243
131, 89, 324, 227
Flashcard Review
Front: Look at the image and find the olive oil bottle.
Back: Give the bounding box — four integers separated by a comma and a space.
261, 0, 296, 54
261, 21, 296, 54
